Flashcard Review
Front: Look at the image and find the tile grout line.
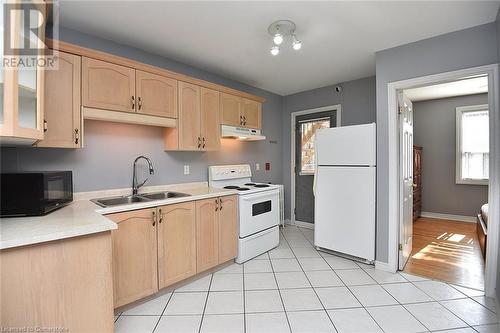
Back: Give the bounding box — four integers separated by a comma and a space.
269, 227, 294, 333
151, 291, 174, 332
296, 225, 429, 333
197, 273, 214, 333
287, 227, 342, 333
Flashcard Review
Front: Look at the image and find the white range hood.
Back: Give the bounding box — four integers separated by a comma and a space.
221, 125, 266, 141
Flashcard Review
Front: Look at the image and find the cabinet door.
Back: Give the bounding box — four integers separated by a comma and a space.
196, 198, 219, 272
136, 70, 177, 118
38, 52, 81, 148
218, 196, 238, 263
220, 93, 242, 126
107, 208, 158, 308
157, 202, 197, 289
242, 98, 262, 129
82, 57, 135, 113
178, 82, 201, 150
200, 87, 220, 151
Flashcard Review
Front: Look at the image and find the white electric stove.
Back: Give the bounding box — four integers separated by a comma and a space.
208, 164, 280, 263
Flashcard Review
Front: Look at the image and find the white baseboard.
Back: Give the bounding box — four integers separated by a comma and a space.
375, 261, 396, 273
292, 220, 315, 229
420, 211, 476, 223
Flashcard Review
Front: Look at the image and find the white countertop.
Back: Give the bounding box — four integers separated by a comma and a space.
0, 184, 237, 250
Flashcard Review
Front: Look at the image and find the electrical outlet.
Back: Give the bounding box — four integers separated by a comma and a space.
184, 165, 190, 175
256, 163, 260, 171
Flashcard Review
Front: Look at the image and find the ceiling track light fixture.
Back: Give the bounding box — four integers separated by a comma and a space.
267, 19, 302, 56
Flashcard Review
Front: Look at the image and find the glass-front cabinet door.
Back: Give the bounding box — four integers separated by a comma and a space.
0, 0, 45, 145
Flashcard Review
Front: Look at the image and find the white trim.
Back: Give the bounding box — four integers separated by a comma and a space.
290, 104, 342, 225
375, 261, 395, 273
293, 220, 315, 230
283, 219, 292, 225
386, 64, 499, 298
455, 104, 489, 186
420, 212, 476, 223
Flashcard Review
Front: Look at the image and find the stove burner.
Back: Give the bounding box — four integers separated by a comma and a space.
244, 183, 256, 186
224, 186, 241, 189
254, 184, 270, 188
237, 187, 251, 191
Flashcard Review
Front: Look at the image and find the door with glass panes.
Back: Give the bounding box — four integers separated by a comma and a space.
294, 110, 338, 224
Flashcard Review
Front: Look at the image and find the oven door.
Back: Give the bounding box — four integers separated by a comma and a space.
239, 189, 280, 238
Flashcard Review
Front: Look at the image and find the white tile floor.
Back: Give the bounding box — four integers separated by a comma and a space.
115, 225, 499, 333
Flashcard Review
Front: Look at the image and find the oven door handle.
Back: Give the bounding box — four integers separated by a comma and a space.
239, 190, 279, 202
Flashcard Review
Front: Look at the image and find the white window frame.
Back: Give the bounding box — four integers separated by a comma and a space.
455, 104, 489, 185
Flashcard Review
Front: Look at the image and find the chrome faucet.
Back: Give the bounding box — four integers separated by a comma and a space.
132, 156, 155, 195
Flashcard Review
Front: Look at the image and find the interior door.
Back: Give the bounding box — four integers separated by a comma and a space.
398, 91, 414, 270
294, 110, 337, 224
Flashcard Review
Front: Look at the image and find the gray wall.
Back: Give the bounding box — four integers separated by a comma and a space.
413, 94, 489, 216
375, 22, 498, 263
1, 27, 284, 191
281, 76, 376, 219
496, 7, 500, 303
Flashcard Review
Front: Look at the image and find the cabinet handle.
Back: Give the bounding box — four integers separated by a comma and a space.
243, 116, 247, 125
215, 199, 219, 211
239, 115, 243, 126
138, 96, 142, 110
158, 208, 163, 224
74, 128, 79, 145
202, 137, 206, 149
197, 137, 202, 149
43, 120, 48, 132
152, 211, 156, 226
131, 96, 135, 110
219, 198, 223, 211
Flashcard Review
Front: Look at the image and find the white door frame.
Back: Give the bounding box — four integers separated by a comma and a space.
385, 64, 499, 297
290, 105, 342, 228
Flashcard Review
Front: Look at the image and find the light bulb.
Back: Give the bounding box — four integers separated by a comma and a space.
292, 35, 302, 50
273, 33, 283, 45
270, 45, 280, 56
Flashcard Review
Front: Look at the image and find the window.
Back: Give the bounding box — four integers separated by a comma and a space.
300, 118, 330, 174
456, 104, 489, 185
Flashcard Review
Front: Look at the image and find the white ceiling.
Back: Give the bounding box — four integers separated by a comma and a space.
404, 76, 489, 102
59, 1, 500, 96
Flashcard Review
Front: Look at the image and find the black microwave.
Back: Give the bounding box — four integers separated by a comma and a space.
1, 171, 73, 217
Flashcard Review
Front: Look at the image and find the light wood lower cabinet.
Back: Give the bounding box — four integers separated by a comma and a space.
0, 232, 114, 332
108, 195, 237, 308
196, 196, 238, 272
218, 196, 238, 263
157, 202, 197, 289
108, 208, 158, 308
38, 51, 82, 148
196, 198, 220, 272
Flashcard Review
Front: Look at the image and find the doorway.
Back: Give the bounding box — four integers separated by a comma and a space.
290, 105, 341, 228
386, 64, 499, 297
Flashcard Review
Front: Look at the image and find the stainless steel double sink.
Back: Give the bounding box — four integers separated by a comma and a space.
91, 191, 191, 208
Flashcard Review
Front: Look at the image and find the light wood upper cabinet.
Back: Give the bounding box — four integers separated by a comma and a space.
157, 202, 197, 289
220, 93, 262, 129
196, 198, 219, 273
220, 93, 242, 127
242, 98, 262, 129
178, 82, 201, 150
136, 70, 178, 118
218, 195, 238, 263
107, 208, 158, 308
82, 57, 136, 113
38, 51, 81, 148
201, 88, 220, 151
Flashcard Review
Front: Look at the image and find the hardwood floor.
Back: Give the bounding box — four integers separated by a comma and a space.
403, 217, 485, 290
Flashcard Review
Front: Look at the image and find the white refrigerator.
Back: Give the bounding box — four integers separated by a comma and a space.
313, 123, 376, 262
